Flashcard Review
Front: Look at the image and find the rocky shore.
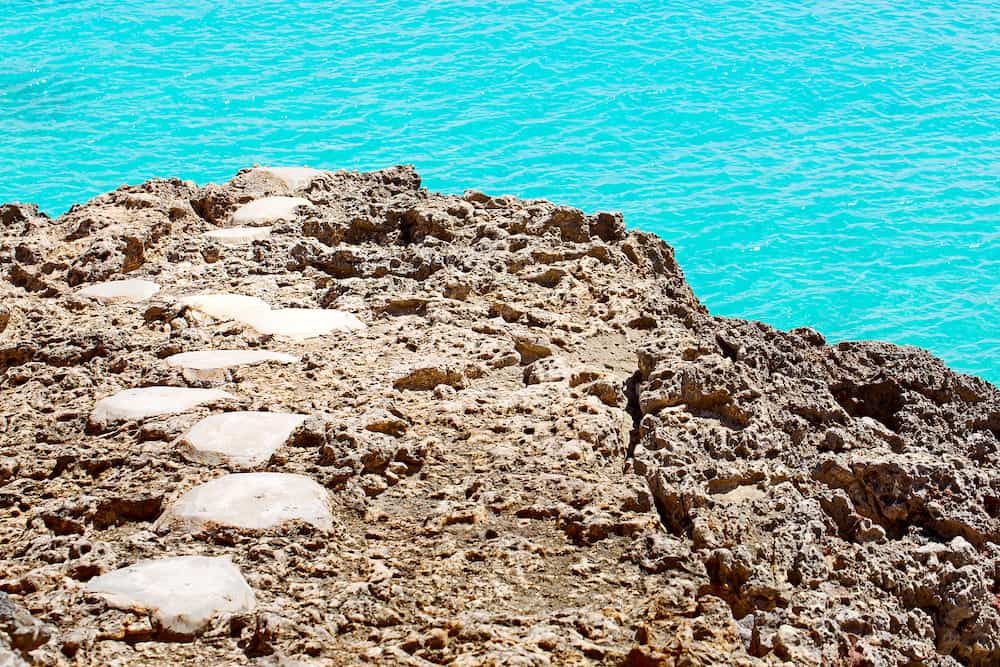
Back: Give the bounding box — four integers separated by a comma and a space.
2, 165, 999, 666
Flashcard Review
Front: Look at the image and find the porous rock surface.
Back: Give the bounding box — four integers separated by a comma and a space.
1, 165, 998, 665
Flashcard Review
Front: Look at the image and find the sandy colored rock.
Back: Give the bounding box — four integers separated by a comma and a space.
78, 279, 160, 303
157, 472, 333, 532
84, 556, 254, 637
231, 196, 312, 226
178, 411, 308, 468
203, 226, 272, 245
91, 387, 235, 424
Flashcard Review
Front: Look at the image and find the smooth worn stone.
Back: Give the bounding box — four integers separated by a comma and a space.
253, 166, 323, 191
92, 387, 235, 424
180, 293, 272, 322
78, 279, 160, 303
181, 292, 365, 339
157, 472, 333, 532
165, 350, 299, 371
231, 196, 313, 226
203, 226, 272, 245
84, 556, 254, 637
179, 411, 308, 468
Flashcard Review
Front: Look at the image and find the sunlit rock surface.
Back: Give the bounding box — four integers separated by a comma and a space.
181, 292, 364, 339
251, 166, 323, 191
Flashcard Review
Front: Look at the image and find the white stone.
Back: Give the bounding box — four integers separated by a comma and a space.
179, 411, 308, 468
231, 196, 313, 226
157, 473, 333, 532
180, 293, 271, 322
245, 308, 366, 339
253, 166, 323, 191
203, 226, 272, 245
84, 556, 254, 636
78, 279, 160, 303
92, 387, 235, 424
181, 292, 366, 340
165, 350, 299, 371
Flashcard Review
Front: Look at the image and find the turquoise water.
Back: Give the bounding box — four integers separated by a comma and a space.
1, 2, 997, 383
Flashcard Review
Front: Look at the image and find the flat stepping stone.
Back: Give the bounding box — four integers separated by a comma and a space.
180, 293, 271, 322
157, 472, 333, 532
92, 387, 234, 424
165, 350, 299, 371
179, 411, 308, 468
203, 226, 272, 245
181, 292, 365, 340
84, 556, 254, 637
78, 279, 160, 303
231, 196, 313, 226
253, 166, 322, 190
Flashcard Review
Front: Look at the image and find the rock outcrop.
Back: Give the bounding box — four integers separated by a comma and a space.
1, 166, 998, 665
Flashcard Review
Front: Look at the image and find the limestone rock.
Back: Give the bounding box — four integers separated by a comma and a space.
231, 196, 313, 226
91, 387, 235, 425
78, 279, 160, 303
156, 473, 333, 532
84, 556, 254, 637
178, 412, 308, 468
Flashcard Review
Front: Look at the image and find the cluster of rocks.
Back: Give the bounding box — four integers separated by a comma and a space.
1, 165, 999, 665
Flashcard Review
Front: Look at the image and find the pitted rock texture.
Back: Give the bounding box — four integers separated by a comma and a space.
1, 166, 998, 666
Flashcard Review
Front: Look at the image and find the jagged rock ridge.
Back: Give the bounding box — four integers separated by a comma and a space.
1, 165, 999, 665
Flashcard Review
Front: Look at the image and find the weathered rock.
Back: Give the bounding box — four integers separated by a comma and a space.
165, 350, 299, 371
2, 165, 997, 666
83, 556, 254, 637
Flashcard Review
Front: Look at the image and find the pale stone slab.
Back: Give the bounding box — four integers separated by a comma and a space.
231, 196, 312, 226
158, 473, 333, 532
92, 387, 235, 424
245, 308, 366, 339
78, 279, 160, 303
165, 350, 299, 371
84, 556, 254, 637
180, 293, 271, 322
253, 166, 323, 190
179, 411, 308, 468
203, 226, 272, 245
181, 292, 366, 340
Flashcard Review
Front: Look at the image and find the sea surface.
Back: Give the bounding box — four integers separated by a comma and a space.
1, 1, 997, 382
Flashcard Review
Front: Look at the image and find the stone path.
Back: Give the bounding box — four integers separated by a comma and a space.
78, 279, 160, 303
178, 411, 307, 468
84, 556, 255, 637
156, 473, 333, 532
